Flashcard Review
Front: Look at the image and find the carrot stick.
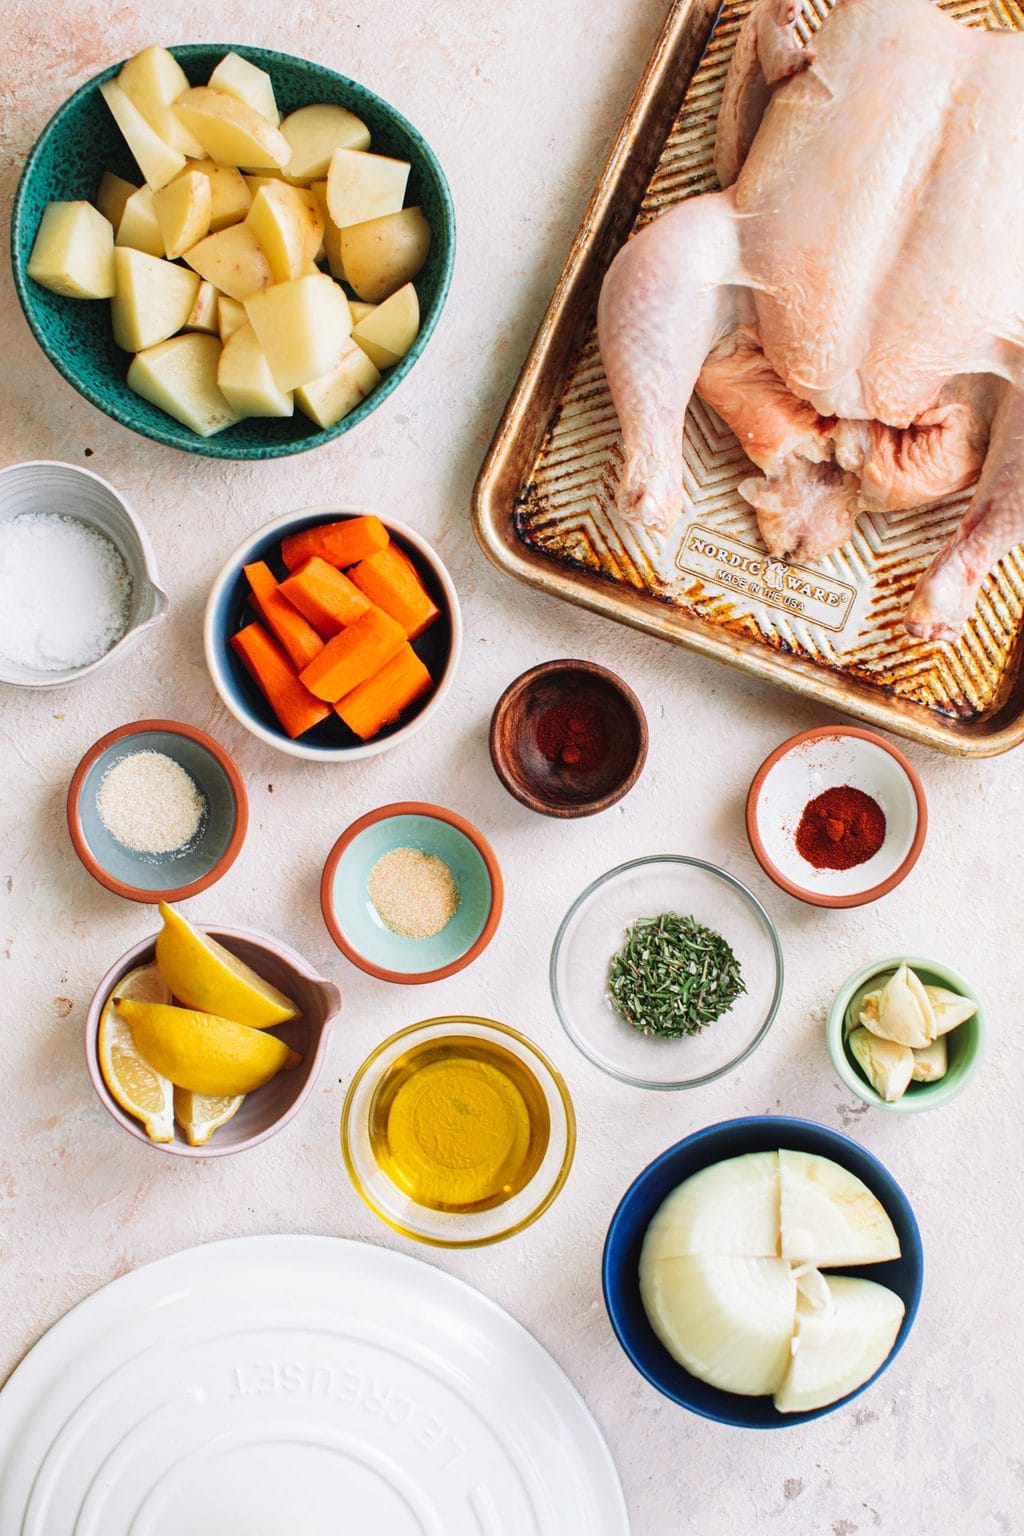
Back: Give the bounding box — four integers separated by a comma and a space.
348, 545, 440, 639
243, 561, 324, 669
280, 515, 389, 573
299, 606, 406, 703
279, 555, 371, 637
335, 644, 433, 740
230, 622, 331, 738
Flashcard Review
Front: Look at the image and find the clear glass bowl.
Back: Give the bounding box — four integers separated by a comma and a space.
550, 856, 783, 1090
341, 1016, 576, 1247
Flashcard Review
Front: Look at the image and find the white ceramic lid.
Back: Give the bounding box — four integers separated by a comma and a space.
0, 1236, 627, 1536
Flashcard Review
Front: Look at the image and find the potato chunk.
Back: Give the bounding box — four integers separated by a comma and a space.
189, 158, 252, 232
174, 86, 291, 170
96, 172, 137, 230
296, 341, 380, 429
340, 207, 430, 303
118, 44, 205, 158
279, 103, 370, 184
153, 170, 212, 260
351, 282, 419, 369
127, 333, 241, 436
115, 186, 165, 256
217, 293, 248, 341
244, 272, 352, 391
326, 149, 410, 229
98, 79, 185, 190
184, 224, 273, 303
111, 247, 200, 351
218, 322, 294, 417
184, 280, 219, 334
27, 201, 115, 299
208, 52, 280, 125
245, 182, 323, 283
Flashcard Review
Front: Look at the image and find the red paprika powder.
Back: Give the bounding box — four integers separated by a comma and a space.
795, 784, 886, 871
535, 700, 606, 773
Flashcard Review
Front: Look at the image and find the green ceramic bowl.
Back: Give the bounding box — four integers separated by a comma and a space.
11, 45, 454, 459
826, 954, 985, 1114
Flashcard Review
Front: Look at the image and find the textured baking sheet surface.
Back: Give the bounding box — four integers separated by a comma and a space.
515, 0, 1024, 723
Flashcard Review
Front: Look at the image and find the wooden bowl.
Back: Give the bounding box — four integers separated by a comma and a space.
489, 660, 648, 818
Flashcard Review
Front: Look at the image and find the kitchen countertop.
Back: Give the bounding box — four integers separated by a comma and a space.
0, 2, 1020, 1532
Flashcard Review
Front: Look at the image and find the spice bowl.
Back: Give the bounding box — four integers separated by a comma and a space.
550, 855, 783, 1090
321, 802, 502, 983
67, 719, 248, 903
341, 1015, 576, 1247
489, 659, 648, 817
827, 955, 986, 1113
746, 726, 927, 909
86, 923, 342, 1157
0, 461, 167, 688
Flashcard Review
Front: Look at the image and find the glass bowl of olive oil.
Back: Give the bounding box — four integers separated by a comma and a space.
341, 1017, 576, 1247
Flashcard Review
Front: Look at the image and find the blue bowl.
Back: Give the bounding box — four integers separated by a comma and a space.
205, 506, 461, 761
321, 802, 503, 983
67, 718, 248, 903
11, 44, 455, 459
603, 1116, 923, 1428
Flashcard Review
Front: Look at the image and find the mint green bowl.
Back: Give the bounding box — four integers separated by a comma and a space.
11, 45, 454, 459
826, 955, 985, 1114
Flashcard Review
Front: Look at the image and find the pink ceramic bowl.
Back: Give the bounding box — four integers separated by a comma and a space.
85, 924, 341, 1157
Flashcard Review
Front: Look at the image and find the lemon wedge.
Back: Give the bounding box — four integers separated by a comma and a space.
154, 902, 299, 1028
98, 963, 175, 1142
114, 998, 300, 1096
173, 1087, 245, 1147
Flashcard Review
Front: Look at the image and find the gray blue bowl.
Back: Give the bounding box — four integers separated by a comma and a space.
67, 718, 248, 903
11, 44, 455, 458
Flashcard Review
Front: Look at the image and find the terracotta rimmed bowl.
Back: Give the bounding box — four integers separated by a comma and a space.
746, 726, 927, 908
827, 954, 986, 1114
67, 719, 248, 904
205, 507, 461, 762
489, 659, 648, 817
321, 802, 502, 983
340, 1015, 575, 1247
85, 924, 342, 1157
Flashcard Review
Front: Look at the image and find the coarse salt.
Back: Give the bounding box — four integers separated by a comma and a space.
368, 847, 461, 941
0, 512, 132, 672
97, 751, 207, 856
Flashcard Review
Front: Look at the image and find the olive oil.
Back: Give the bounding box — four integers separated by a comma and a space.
369, 1035, 551, 1213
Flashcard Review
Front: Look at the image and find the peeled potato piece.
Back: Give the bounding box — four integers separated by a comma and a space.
244, 272, 351, 391
27, 201, 115, 299
340, 206, 430, 303
295, 341, 380, 429
98, 79, 185, 191
96, 171, 137, 230
189, 158, 252, 232
118, 45, 205, 158
848, 1028, 914, 1103
153, 170, 212, 261
774, 1276, 904, 1414
184, 224, 273, 303
111, 247, 199, 352
174, 86, 291, 170
640, 1151, 780, 1267
127, 333, 241, 437
217, 293, 248, 341
217, 322, 294, 417
641, 1254, 796, 1397
116, 186, 165, 256
780, 1149, 900, 1267
279, 102, 370, 184
348, 299, 377, 324
246, 182, 323, 283
184, 280, 219, 334
208, 51, 280, 125
326, 148, 410, 229
350, 282, 419, 369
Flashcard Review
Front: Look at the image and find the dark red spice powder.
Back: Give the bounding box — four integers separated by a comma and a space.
535, 700, 607, 773
795, 784, 886, 871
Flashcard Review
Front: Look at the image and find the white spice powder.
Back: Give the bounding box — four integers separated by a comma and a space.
0, 513, 132, 671
97, 751, 207, 856
368, 847, 461, 940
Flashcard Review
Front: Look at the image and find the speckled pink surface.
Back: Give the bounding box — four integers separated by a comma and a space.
1, 4, 1021, 1532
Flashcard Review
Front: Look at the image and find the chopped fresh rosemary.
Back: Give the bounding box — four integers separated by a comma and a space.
607, 912, 745, 1039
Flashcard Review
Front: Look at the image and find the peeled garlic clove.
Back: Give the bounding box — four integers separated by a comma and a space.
848, 1027, 914, 1102
856, 989, 882, 1035
911, 1035, 948, 1083
873, 964, 933, 1047
924, 985, 976, 1038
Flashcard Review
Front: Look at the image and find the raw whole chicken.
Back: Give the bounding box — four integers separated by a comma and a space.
597, 0, 1024, 639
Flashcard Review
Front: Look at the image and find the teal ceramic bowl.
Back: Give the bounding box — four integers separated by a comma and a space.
11, 44, 455, 458
321, 803, 502, 983
67, 718, 248, 903
826, 955, 985, 1113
